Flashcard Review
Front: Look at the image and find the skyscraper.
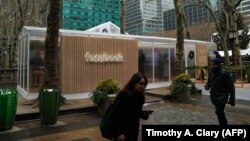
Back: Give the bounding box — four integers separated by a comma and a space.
61, 0, 121, 31
164, 0, 220, 30
126, 0, 172, 35
236, 0, 250, 27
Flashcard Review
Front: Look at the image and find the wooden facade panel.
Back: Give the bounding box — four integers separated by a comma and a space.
60, 36, 138, 94
196, 44, 208, 66
195, 44, 208, 79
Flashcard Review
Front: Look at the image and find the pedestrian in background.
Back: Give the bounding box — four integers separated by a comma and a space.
204, 58, 235, 125
111, 72, 153, 141
213, 50, 224, 64
30, 51, 44, 87
138, 49, 146, 74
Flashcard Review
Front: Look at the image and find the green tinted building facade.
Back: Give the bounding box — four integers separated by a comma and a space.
61, 0, 121, 31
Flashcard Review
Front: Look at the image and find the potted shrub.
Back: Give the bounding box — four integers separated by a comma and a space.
89, 78, 119, 115
170, 73, 196, 102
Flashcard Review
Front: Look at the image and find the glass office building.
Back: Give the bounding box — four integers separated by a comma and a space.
61, 0, 121, 30
126, 0, 171, 35
237, 0, 250, 27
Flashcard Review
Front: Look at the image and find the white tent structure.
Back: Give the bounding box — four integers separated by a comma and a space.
18, 26, 215, 99
218, 48, 250, 57
84, 21, 128, 34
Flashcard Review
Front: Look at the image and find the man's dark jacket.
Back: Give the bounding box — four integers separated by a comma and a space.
206, 68, 235, 105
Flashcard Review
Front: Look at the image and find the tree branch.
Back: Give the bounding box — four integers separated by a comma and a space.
235, 0, 243, 8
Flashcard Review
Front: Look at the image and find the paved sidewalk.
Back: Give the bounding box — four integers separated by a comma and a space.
142, 95, 250, 125
196, 83, 250, 101
1, 80, 250, 141
1, 94, 249, 141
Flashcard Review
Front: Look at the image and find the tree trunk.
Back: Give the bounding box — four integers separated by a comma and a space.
221, 36, 230, 65
43, 0, 61, 88
17, 0, 24, 32
174, 0, 185, 76
229, 0, 242, 66
183, 14, 191, 39
120, 0, 126, 34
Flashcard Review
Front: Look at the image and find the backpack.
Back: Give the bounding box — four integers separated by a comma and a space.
100, 103, 115, 140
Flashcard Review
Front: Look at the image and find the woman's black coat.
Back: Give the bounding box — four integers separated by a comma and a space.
110, 89, 148, 141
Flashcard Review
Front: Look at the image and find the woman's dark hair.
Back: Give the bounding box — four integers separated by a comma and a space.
124, 72, 148, 91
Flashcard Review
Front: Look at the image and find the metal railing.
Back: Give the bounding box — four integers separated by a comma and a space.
0, 68, 17, 83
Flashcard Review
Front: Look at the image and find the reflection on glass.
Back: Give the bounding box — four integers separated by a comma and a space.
162, 50, 169, 81
170, 48, 175, 81
154, 48, 170, 82
138, 49, 146, 74
139, 47, 172, 83
139, 48, 153, 83
29, 40, 45, 93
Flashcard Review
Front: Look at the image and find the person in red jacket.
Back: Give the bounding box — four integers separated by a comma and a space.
111, 72, 153, 141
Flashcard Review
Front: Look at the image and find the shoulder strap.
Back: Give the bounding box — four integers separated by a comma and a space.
101, 103, 114, 125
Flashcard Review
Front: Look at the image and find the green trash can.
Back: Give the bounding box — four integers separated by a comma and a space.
39, 88, 60, 125
0, 88, 17, 131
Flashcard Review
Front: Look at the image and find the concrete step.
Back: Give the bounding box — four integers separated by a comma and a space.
144, 87, 173, 100
15, 106, 98, 122
16, 96, 98, 122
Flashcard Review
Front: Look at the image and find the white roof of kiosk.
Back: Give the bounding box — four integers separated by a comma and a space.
20, 26, 213, 47
218, 48, 250, 57
85, 21, 129, 34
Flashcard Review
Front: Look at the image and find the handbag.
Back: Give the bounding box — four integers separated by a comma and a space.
100, 103, 115, 140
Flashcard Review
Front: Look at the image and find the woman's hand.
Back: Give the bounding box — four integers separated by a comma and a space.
204, 85, 209, 90
117, 134, 126, 141
144, 110, 154, 116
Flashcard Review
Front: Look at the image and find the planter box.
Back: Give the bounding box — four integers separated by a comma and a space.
98, 94, 116, 115
175, 85, 191, 102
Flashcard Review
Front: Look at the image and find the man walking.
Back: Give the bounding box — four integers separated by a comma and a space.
204, 58, 235, 125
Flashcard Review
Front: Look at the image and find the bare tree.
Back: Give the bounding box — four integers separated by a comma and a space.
16, 0, 49, 31
174, 0, 185, 76
120, 0, 126, 34
199, 0, 230, 65
43, 0, 61, 88
183, 14, 191, 39
151, 21, 217, 41
199, 0, 243, 66
227, 0, 243, 66
0, 0, 49, 68
16, 0, 24, 31
0, 1, 19, 68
